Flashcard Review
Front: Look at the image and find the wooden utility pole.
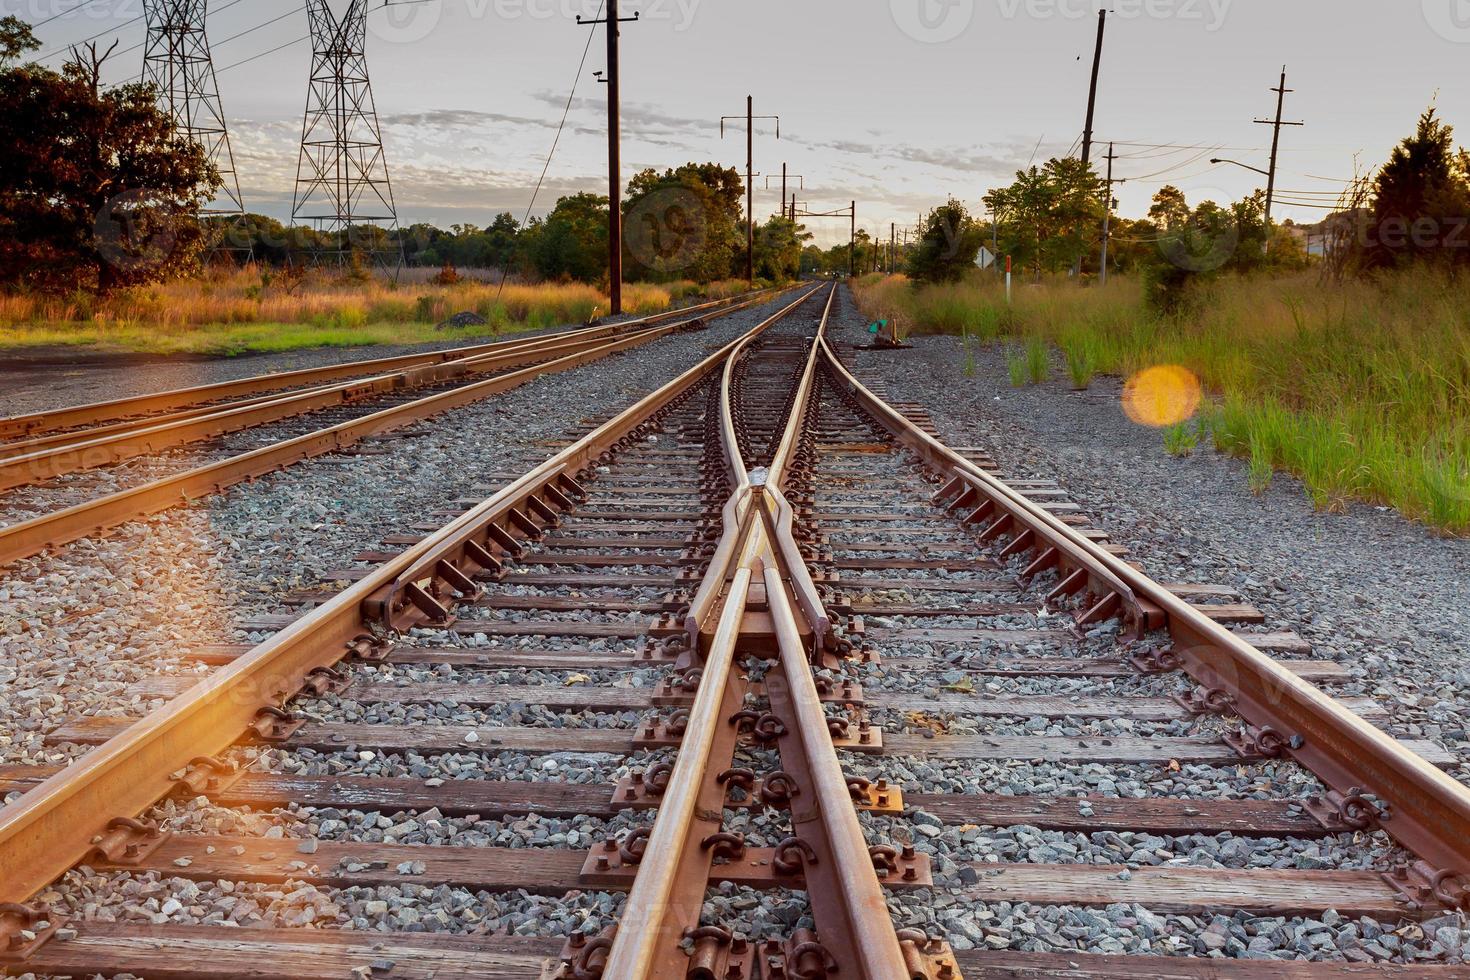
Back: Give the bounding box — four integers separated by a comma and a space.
578, 2, 639, 314
721, 97, 779, 284
1254, 66, 1303, 255
1080, 9, 1106, 170
1100, 142, 1121, 286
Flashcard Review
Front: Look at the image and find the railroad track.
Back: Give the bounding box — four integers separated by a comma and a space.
0, 286, 789, 567
1, 280, 1468, 977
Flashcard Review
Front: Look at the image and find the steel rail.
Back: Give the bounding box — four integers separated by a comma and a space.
0, 323, 698, 492
362, 284, 829, 632
0, 287, 783, 442
0, 292, 787, 571
606, 279, 911, 976
0, 289, 810, 906
683, 281, 837, 647
762, 555, 912, 978
818, 337, 1470, 900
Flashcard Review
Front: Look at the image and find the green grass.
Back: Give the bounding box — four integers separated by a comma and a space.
1006, 347, 1029, 387
853, 269, 1470, 536
0, 319, 539, 357
1164, 421, 1201, 457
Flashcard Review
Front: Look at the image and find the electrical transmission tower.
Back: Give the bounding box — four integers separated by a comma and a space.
292, 0, 402, 270
141, 0, 248, 254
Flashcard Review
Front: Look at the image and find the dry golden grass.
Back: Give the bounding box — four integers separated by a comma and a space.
0, 269, 754, 356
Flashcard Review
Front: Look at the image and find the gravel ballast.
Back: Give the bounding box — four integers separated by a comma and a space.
0, 292, 810, 768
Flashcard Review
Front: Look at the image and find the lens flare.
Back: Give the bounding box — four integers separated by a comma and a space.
1121, 365, 1203, 428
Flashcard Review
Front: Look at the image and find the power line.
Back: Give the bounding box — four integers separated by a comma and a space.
494, 0, 605, 303
31, 0, 106, 29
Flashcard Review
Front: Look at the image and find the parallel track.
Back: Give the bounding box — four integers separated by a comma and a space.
0, 287, 791, 567
0, 281, 1467, 978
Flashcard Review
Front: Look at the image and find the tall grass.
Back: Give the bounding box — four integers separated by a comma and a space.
853, 270, 1470, 535
0, 269, 755, 356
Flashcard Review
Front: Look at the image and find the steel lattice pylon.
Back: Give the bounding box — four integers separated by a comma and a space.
142, 0, 246, 218
292, 0, 402, 269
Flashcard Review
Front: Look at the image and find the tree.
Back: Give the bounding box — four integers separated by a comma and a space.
984, 158, 1103, 278
906, 199, 984, 284
623, 163, 744, 282
1148, 186, 1190, 232
0, 35, 220, 293
528, 193, 608, 283
754, 215, 808, 282
1363, 108, 1470, 268
0, 15, 39, 65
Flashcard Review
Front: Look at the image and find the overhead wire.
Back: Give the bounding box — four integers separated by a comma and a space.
494, 0, 605, 304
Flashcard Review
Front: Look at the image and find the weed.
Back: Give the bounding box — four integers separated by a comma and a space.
1164, 422, 1199, 457
1006, 347, 1028, 387
1025, 335, 1049, 384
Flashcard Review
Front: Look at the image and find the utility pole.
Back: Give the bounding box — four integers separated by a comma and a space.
579, 2, 639, 315
1100, 142, 1122, 286
1080, 9, 1106, 170
849, 202, 856, 278
890, 222, 896, 273
1254, 66, 1303, 256
721, 97, 780, 284
1074, 8, 1107, 277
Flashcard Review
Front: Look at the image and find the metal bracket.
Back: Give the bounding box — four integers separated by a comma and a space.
0, 904, 66, 964
86, 817, 171, 866
171, 755, 244, 797
1223, 723, 1296, 760
249, 705, 306, 743
1128, 647, 1183, 674
345, 633, 393, 664
1171, 684, 1236, 716
1382, 860, 1469, 912
1303, 787, 1385, 833
897, 930, 965, 980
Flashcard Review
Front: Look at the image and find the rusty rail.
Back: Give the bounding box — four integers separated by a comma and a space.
818, 335, 1470, 894
0, 287, 783, 443
0, 326, 674, 492
362, 283, 828, 632
604, 279, 919, 977
0, 290, 791, 570
0, 287, 812, 907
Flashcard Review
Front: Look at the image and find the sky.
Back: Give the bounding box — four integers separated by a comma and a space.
18, 0, 1470, 247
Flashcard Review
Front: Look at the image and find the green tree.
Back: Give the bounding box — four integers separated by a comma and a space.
0, 15, 38, 65
0, 37, 220, 292
529, 192, 608, 283
983, 158, 1103, 278
623, 163, 744, 282
1364, 108, 1470, 268
1148, 185, 1190, 231
906, 199, 985, 284
754, 215, 808, 282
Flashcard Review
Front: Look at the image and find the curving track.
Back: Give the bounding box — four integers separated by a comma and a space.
0, 281, 1467, 978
